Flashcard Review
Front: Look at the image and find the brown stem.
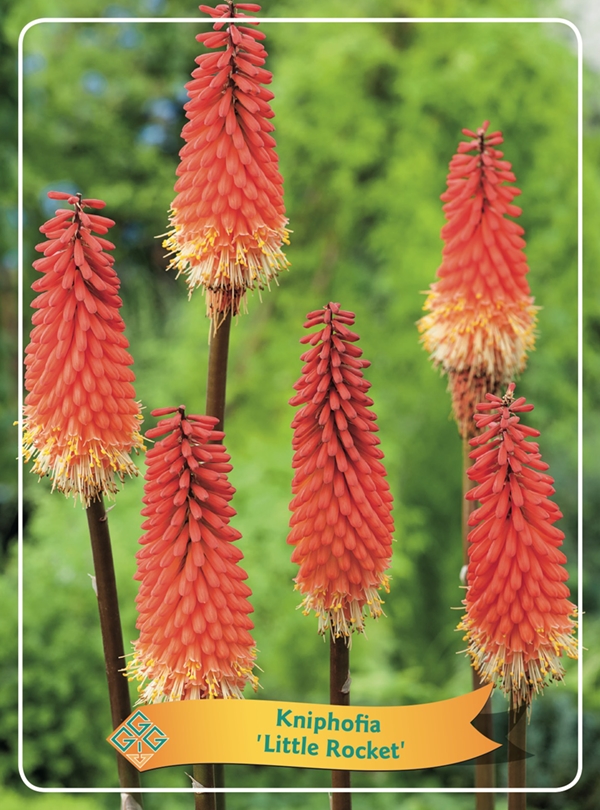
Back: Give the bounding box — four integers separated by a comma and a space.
206, 311, 232, 428
462, 437, 477, 568
194, 311, 232, 808
86, 496, 142, 797
214, 764, 226, 810
463, 439, 495, 810
472, 669, 496, 806
508, 696, 527, 809
193, 763, 216, 810
330, 635, 351, 810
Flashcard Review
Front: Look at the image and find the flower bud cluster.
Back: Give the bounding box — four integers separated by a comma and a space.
164, 2, 289, 322
128, 407, 257, 702
288, 303, 394, 641
23, 191, 143, 505
459, 384, 577, 708
419, 122, 537, 438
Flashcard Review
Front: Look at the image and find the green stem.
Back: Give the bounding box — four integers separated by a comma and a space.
463, 438, 495, 810
86, 496, 142, 800
330, 635, 351, 810
507, 696, 527, 809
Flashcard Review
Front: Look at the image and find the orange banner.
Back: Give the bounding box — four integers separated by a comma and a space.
108, 685, 499, 772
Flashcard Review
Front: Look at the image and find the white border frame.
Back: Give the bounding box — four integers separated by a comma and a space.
17, 15, 583, 796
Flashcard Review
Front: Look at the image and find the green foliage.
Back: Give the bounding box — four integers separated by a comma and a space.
0, 0, 592, 803
0, 786, 105, 810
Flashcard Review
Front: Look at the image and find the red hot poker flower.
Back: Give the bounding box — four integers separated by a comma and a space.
459, 384, 577, 708
127, 407, 257, 702
418, 122, 537, 438
288, 304, 394, 641
164, 2, 289, 322
23, 191, 143, 505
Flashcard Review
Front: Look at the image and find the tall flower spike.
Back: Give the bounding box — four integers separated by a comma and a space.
23, 191, 143, 506
288, 303, 394, 642
127, 406, 257, 702
418, 122, 538, 438
163, 2, 289, 323
458, 383, 577, 709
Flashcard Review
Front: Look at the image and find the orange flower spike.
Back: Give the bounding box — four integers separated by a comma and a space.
23, 191, 143, 505
288, 303, 394, 642
128, 406, 257, 702
459, 383, 577, 709
164, 2, 289, 322
418, 122, 538, 438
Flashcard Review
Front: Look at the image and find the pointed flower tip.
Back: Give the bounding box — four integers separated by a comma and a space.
165, 1, 288, 323
460, 384, 577, 710
418, 122, 538, 439
23, 194, 144, 507
288, 305, 394, 643
199, 2, 262, 17
47, 190, 78, 202
150, 405, 183, 418
45, 191, 107, 210
127, 409, 257, 702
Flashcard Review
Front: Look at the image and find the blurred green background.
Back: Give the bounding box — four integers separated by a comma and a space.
1, 0, 597, 807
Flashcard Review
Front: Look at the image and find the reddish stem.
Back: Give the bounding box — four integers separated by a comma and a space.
195, 310, 232, 810
86, 496, 142, 799
330, 635, 351, 810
